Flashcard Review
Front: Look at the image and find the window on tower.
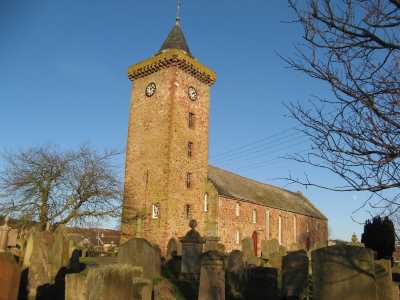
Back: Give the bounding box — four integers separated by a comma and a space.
152, 203, 160, 219
185, 204, 192, 219
188, 142, 193, 158
188, 112, 195, 128
186, 172, 192, 188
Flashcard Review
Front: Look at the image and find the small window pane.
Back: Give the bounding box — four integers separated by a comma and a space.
152, 203, 160, 219
188, 112, 194, 128
186, 173, 192, 188
185, 204, 192, 219
188, 142, 193, 158
204, 193, 209, 212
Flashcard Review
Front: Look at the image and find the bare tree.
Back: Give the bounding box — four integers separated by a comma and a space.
0, 145, 122, 230
284, 0, 400, 212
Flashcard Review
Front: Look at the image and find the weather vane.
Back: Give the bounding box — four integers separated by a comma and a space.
176, 0, 181, 25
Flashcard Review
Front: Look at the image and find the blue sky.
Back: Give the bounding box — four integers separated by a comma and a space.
1, 0, 373, 240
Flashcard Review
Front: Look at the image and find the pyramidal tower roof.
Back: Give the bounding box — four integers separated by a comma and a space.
159, 18, 192, 57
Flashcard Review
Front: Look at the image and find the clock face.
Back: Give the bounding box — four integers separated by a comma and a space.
188, 86, 198, 101
145, 82, 156, 97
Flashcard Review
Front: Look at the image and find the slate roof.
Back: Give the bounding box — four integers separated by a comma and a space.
159, 23, 192, 57
208, 165, 327, 220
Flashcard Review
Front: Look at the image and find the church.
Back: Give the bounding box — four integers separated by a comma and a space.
120, 16, 328, 256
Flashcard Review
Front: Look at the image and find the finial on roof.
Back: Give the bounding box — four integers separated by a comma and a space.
176, 0, 181, 25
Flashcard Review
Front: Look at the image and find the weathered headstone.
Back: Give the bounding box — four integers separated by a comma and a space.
393, 283, 400, 300
180, 219, 205, 281
166, 238, 179, 260
85, 264, 152, 300
226, 250, 245, 300
48, 225, 70, 278
241, 237, 258, 266
375, 259, 396, 300
0, 215, 11, 252
118, 237, 161, 279
204, 236, 220, 252
261, 239, 280, 260
22, 226, 71, 300
198, 251, 225, 300
65, 272, 87, 300
0, 252, 21, 300
153, 278, 182, 300
312, 245, 378, 300
282, 250, 309, 299
132, 277, 152, 300
244, 266, 278, 300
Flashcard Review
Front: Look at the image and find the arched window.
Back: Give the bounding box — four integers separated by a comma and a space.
252, 209, 257, 224
235, 229, 240, 245
235, 202, 240, 217
265, 210, 270, 240
204, 193, 209, 212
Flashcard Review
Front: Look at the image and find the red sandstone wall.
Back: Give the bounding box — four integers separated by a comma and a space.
217, 195, 328, 254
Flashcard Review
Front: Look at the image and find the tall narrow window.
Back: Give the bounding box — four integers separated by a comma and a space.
235, 202, 240, 217
235, 229, 240, 245
188, 142, 193, 158
185, 204, 192, 219
188, 112, 195, 128
278, 216, 282, 245
152, 203, 160, 219
265, 210, 270, 240
252, 209, 257, 224
204, 193, 209, 212
186, 172, 192, 188
293, 216, 297, 243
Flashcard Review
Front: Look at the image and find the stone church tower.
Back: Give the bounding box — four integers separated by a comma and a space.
120, 19, 216, 252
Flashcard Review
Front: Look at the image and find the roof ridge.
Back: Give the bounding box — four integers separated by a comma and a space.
207, 165, 327, 220
208, 165, 296, 196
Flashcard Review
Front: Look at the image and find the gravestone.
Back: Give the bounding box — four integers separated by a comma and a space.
118, 237, 161, 279
226, 250, 245, 300
180, 220, 205, 281
48, 225, 70, 278
0, 252, 21, 300
375, 259, 396, 300
241, 237, 258, 266
22, 226, 71, 300
204, 236, 220, 252
132, 277, 152, 300
0, 215, 11, 252
25, 229, 54, 299
166, 238, 179, 260
198, 251, 225, 300
86, 264, 152, 300
65, 272, 87, 300
261, 239, 280, 260
312, 245, 378, 300
153, 278, 182, 300
244, 266, 278, 300
282, 250, 309, 299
